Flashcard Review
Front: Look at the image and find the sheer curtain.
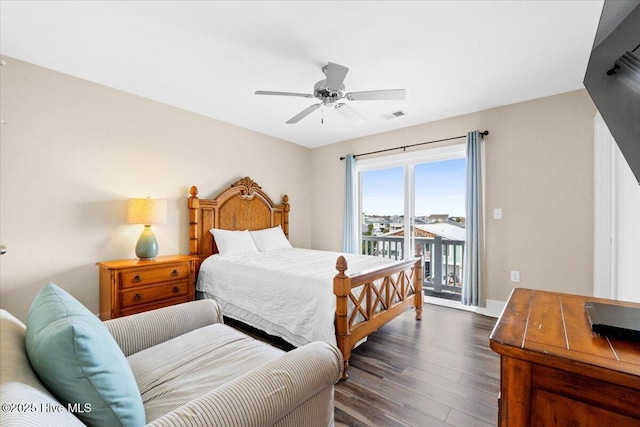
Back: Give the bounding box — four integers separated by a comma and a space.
342, 154, 358, 254
462, 131, 483, 306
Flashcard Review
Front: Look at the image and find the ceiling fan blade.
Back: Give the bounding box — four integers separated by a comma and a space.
286, 103, 322, 124
335, 103, 365, 125
255, 90, 314, 98
325, 62, 349, 91
346, 89, 406, 101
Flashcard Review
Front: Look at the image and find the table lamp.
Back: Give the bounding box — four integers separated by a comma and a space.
127, 197, 167, 260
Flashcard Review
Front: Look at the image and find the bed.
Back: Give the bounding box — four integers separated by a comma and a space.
188, 176, 423, 379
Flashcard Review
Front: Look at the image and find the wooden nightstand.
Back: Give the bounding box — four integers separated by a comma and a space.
97, 254, 198, 320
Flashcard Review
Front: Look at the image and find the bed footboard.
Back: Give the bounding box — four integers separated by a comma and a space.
333, 250, 423, 380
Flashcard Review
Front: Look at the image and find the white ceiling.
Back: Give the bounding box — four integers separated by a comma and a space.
0, 1, 604, 148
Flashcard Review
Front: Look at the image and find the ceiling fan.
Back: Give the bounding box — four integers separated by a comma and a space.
255, 62, 406, 124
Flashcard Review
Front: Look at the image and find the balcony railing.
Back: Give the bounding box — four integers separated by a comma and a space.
362, 235, 465, 295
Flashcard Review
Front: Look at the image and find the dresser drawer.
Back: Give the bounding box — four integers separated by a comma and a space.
120, 296, 190, 317
98, 255, 197, 320
120, 281, 189, 308
120, 263, 189, 288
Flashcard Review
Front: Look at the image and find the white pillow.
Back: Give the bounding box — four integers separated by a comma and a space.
210, 229, 259, 256
250, 226, 292, 252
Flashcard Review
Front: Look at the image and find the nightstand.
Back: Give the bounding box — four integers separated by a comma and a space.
97, 254, 198, 320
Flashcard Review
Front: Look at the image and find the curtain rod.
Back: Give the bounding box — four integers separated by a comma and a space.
339, 130, 489, 161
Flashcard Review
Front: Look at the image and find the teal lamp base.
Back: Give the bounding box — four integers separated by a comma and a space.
135, 225, 159, 260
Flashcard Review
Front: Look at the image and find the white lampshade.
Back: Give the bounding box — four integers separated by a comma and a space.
127, 198, 167, 225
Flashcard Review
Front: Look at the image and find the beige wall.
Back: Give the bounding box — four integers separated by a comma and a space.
0, 55, 598, 320
310, 90, 597, 304
0, 56, 311, 321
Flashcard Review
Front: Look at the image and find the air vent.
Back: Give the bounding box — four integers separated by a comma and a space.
383, 110, 406, 120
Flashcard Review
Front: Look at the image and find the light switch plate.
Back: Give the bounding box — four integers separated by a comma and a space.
510, 271, 520, 282
494, 208, 503, 219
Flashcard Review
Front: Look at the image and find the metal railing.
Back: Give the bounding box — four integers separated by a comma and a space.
362, 235, 465, 295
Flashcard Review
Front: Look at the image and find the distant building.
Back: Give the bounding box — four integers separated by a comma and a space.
415, 223, 465, 240
389, 215, 403, 232
426, 214, 450, 223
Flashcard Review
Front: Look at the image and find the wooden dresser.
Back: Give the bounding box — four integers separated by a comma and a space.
97, 254, 197, 320
490, 288, 640, 427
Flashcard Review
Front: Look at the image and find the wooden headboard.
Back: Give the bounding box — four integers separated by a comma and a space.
188, 176, 289, 266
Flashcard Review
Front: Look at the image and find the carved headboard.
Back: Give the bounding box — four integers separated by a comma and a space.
188, 177, 290, 268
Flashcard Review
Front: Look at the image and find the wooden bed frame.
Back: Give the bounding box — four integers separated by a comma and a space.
188, 176, 423, 379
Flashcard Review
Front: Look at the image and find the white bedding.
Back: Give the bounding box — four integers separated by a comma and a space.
196, 248, 397, 347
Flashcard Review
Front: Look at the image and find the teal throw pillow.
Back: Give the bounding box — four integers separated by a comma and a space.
25, 283, 145, 427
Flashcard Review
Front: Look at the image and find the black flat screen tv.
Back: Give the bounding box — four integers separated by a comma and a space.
584, 0, 640, 184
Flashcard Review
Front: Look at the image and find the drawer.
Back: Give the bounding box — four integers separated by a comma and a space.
120, 296, 190, 317
120, 281, 189, 308
120, 263, 189, 288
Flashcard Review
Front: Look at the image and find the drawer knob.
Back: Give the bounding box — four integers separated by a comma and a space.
133, 275, 142, 283
172, 286, 179, 293
134, 293, 142, 301
171, 269, 179, 277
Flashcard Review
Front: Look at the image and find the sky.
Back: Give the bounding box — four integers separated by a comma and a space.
361, 158, 466, 217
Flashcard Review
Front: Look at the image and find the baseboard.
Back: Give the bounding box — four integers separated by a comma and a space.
424, 296, 477, 312
475, 299, 507, 318
424, 296, 506, 318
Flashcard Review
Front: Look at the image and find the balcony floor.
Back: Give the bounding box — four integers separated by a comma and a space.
424, 288, 462, 302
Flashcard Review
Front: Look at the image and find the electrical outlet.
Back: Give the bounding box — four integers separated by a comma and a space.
510, 271, 520, 282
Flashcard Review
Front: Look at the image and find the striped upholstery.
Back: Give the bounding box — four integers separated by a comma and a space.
129, 323, 285, 421
0, 310, 85, 427
2, 300, 342, 426
104, 299, 224, 356
146, 341, 342, 427
274, 387, 336, 427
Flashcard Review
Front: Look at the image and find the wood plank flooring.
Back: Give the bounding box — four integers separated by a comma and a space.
226, 303, 500, 427
334, 304, 499, 427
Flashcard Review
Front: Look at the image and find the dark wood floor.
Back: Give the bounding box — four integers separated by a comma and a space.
334, 304, 499, 427
227, 303, 500, 427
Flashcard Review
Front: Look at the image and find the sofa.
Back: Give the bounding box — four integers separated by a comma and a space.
0, 285, 343, 426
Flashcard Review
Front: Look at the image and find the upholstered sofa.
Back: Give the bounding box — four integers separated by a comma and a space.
0, 286, 343, 426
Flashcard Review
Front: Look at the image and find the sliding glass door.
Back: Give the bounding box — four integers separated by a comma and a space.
358, 144, 466, 299
360, 166, 408, 259
414, 158, 466, 296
